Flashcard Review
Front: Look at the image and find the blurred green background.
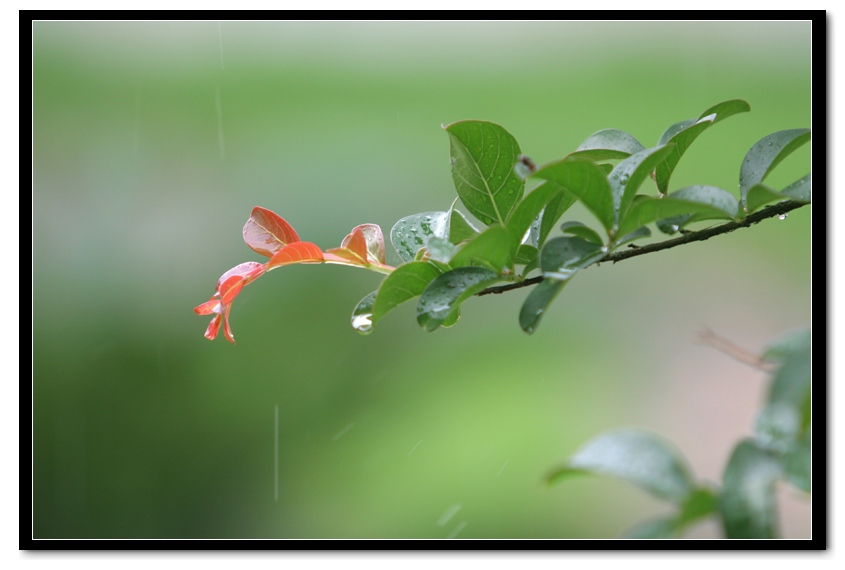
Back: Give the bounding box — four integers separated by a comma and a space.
32, 21, 811, 539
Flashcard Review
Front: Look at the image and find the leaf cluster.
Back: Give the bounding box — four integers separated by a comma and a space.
545, 329, 811, 539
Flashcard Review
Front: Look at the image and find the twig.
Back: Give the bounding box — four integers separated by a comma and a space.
696, 327, 777, 372
476, 200, 807, 297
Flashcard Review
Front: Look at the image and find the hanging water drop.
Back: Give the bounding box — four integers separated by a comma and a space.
778, 214, 788, 220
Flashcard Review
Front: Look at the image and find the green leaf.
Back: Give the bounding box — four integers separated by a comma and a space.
519, 278, 567, 334
740, 129, 811, 205
764, 328, 811, 362
547, 430, 696, 503
720, 439, 783, 538
784, 435, 811, 493
616, 186, 738, 237
655, 99, 750, 194
371, 262, 442, 325
351, 291, 377, 335
390, 211, 450, 262
445, 120, 524, 226
441, 306, 461, 328
767, 343, 811, 410
532, 156, 615, 233
541, 236, 606, 277
755, 402, 801, 454
612, 226, 651, 248
505, 182, 565, 258
416, 267, 504, 331
609, 144, 676, 222
678, 487, 719, 527
535, 182, 577, 248
781, 173, 811, 203
514, 244, 538, 266
449, 207, 480, 244
745, 184, 786, 214
560, 221, 603, 245
570, 128, 646, 160
449, 226, 513, 273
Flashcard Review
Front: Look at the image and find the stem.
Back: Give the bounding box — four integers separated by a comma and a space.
476, 200, 807, 297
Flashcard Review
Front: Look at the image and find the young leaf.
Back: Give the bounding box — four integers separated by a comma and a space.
391, 211, 450, 262
609, 145, 675, 221
266, 241, 324, 270
546, 430, 696, 503
519, 278, 567, 334
655, 99, 751, 194
720, 439, 783, 538
445, 120, 524, 226
242, 206, 301, 257
449, 226, 513, 273
569, 128, 646, 160
780, 173, 811, 203
505, 182, 564, 257
344, 223, 386, 265
416, 267, 505, 331
616, 186, 738, 237
532, 157, 615, 233
351, 291, 377, 335
740, 129, 811, 204
560, 221, 603, 245
372, 261, 443, 326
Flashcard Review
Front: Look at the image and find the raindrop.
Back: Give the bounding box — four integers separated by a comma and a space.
670, 224, 679, 232
620, 175, 629, 185
450, 157, 456, 165
485, 217, 492, 224
778, 214, 788, 220
352, 314, 373, 334
508, 189, 514, 195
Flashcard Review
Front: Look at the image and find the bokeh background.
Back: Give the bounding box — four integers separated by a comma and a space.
32, 21, 811, 539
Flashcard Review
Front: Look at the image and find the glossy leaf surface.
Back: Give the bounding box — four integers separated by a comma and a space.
540, 236, 606, 279
417, 267, 504, 331
391, 211, 450, 262
532, 157, 615, 232
609, 145, 675, 221
560, 221, 603, 245
514, 244, 538, 266
372, 262, 442, 325
266, 241, 324, 270
612, 226, 651, 248
617, 186, 738, 237
780, 173, 812, 203
445, 120, 523, 226
720, 440, 783, 538
570, 128, 645, 160
449, 226, 513, 273
740, 129, 811, 204
547, 430, 695, 502
655, 99, 750, 194
518, 278, 566, 334
505, 182, 564, 257
448, 207, 479, 244
536, 183, 577, 248
744, 184, 786, 214
242, 206, 301, 257
425, 237, 460, 265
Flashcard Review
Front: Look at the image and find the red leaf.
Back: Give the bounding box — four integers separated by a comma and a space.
222, 305, 236, 344
217, 261, 265, 289
194, 298, 221, 315
340, 226, 370, 261
266, 241, 324, 270
243, 207, 301, 257
351, 223, 387, 265
324, 247, 368, 266
204, 314, 222, 340
219, 275, 246, 305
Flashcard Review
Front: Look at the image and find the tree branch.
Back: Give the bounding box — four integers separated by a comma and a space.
476, 200, 808, 297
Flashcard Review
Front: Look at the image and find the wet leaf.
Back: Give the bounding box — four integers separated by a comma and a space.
655, 99, 750, 194
784, 435, 811, 493
445, 120, 524, 226
609, 145, 675, 221
656, 215, 693, 235
540, 236, 606, 279
351, 291, 377, 335
780, 173, 811, 203
612, 226, 651, 248
425, 237, 460, 264
678, 487, 719, 527
449, 226, 513, 273
535, 182, 577, 249
616, 186, 738, 237
755, 402, 801, 454
416, 267, 504, 331
560, 221, 603, 245
570, 128, 646, 160
514, 244, 538, 266
442, 307, 461, 328
740, 129, 811, 205
626, 518, 678, 539
720, 439, 783, 538
505, 182, 564, 258
547, 430, 696, 503
532, 156, 614, 233
343, 223, 386, 265
744, 184, 785, 214
242, 206, 301, 257
372, 261, 443, 325
519, 278, 566, 334
266, 241, 324, 270
391, 211, 450, 262
449, 207, 479, 244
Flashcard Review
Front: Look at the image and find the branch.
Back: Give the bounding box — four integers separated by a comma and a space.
476, 200, 808, 297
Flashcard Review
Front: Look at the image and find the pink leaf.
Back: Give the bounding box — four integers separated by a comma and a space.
243, 207, 301, 257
